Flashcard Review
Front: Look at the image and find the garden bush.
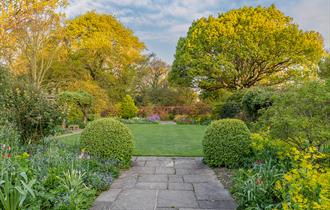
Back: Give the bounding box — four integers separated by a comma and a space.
203, 119, 251, 167
211, 90, 245, 120
1, 70, 62, 144
100, 104, 121, 117
119, 95, 139, 119
58, 90, 93, 126
80, 118, 134, 165
258, 80, 330, 150
242, 87, 274, 121
190, 101, 212, 116
219, 101, 241, 119
0, 124, 19, 148
174, 115, 194, 124
0, 68, 12, 121
3, 81, 62, 144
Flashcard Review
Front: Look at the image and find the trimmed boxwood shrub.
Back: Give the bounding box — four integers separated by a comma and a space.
80, 118, 134, 165
203, 119, 251, 168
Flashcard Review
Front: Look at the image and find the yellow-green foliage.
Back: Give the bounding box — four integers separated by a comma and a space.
170, 5, 325, 91
80, 118, 134, 165
250, 133, 290, 158
65, 11, 145, 102
68, 80, 109, 114
275, 147, 330, 209
203, 119, 251, 167
119, 95, 139, 119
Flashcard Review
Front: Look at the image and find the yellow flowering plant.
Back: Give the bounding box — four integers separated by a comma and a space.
275, 147, 330, 209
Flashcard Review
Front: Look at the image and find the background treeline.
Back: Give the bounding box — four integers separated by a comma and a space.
1, 2, 329, 136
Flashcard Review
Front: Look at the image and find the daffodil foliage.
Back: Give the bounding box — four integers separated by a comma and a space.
170, 5, 325, 92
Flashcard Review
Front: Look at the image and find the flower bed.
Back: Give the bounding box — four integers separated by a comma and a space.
0, 139, 119, 209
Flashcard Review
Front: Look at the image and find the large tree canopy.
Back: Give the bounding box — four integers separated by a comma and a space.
48, 12, 144, 101
169, 5, 325, 92
65, 11, 145, 78
0, 0, 67, 88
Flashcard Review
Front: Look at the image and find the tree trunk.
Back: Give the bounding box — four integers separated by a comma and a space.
83, 110, 88, 125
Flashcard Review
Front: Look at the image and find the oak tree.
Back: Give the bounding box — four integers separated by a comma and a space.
169, 5, 325, 92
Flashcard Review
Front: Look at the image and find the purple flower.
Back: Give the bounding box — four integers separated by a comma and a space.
148, 114, 160, 122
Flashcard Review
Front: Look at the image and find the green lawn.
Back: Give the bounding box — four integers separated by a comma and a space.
58, 124, 206, 156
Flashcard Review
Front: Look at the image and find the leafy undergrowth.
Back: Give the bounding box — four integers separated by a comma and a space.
0, 138, 119, 210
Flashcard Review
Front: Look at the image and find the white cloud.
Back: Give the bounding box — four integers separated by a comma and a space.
65, 1, 109, 17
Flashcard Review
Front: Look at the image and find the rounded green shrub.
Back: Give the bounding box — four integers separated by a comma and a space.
80, 118, 134, 165
203, 119, 251, 168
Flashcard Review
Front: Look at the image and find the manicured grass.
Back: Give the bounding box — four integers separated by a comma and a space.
56, 133, 80, 146
58, 124, 206, 156
129, 124, 206, 156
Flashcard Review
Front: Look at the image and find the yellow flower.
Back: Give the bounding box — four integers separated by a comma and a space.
22, 152, 30, 158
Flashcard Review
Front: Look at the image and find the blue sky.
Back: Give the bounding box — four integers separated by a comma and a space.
66, 0, 330, 64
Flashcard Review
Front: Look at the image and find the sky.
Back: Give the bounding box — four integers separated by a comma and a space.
65, 0, 330, 64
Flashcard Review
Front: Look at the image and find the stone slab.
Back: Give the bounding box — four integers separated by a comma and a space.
135, 182, 167, 190
146, 160, 174, 167
157, 190, 198, 208
168, 175, 184, 183
191, 168, 215, 175
168, 183, 193, 191
138, 174, 168, 182
110, 177, 137, 189
94, 189, 121, 202
175, 159, 198, 169
183, 175, 217, 183
110, 189, 157, 210
156, 167, 175, 174
136, 156, 174, 161
132, 160, 146, 167
131, 166, 155, 174
193, 183, 231, 200
175, 168, 192, 175
91, 202, 111, 210
198, 200, 237, 209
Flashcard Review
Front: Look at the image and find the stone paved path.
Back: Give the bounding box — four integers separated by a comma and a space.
92, 157, 237, 210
